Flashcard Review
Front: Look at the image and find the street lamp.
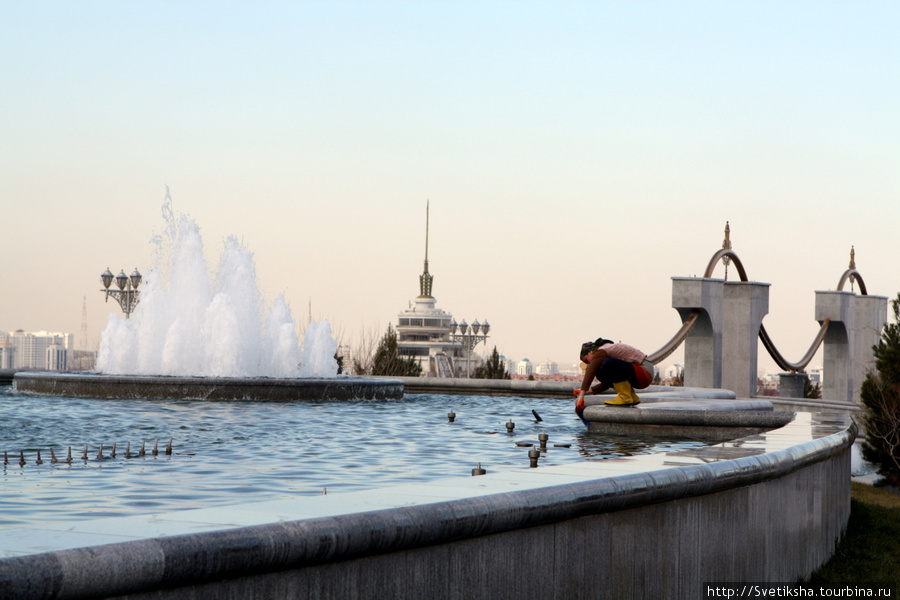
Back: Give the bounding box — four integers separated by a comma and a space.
101, 267, 142, 318
449, 318, 490, 378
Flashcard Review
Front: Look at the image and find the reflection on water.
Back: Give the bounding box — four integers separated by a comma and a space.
0, 388, 709, 526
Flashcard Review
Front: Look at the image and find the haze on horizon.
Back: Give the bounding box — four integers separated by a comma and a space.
2, 1, 898, 374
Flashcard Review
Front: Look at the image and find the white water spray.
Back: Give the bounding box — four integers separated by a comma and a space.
96, 190, 338, 378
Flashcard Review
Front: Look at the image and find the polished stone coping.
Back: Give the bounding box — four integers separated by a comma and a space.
0, 408, 855, 598
582, 399, 795, 440
398, 377, 738, 401
13, 372, 404, 401
584, 399, 793, 427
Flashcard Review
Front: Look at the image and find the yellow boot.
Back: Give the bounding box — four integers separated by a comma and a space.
605, 381, 640, 406
628, 385, 641, 405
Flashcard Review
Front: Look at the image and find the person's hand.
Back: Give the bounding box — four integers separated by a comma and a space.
574, 389, 587, 425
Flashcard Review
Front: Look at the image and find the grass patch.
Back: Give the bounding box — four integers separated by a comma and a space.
806, 482, 900, 586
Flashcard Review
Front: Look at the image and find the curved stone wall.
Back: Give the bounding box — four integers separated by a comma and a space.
0, 409, 854, 599
13, 372, 404, 401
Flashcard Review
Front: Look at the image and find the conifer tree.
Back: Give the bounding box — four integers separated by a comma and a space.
371, 324, 422, 377
803, 371, 822, 399
861, 293, 900, 486
472, 346, 510, 379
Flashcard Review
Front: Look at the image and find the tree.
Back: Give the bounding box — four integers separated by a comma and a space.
803, 372, 822, 399
861, 293, 900, 487
350, 324, 381, 376
370, 324, 422, 377
672, 367, 684, 387
472, 346, 510, 379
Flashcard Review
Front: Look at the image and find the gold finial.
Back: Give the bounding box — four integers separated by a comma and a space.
849, 246, 855, 270
722, 221, 731, 279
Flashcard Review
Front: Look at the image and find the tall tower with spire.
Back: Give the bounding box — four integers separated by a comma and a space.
394, 202, 472, 377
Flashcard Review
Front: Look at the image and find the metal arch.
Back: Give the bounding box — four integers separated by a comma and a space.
759, 320, 830, 373
648, 248, 867, 374
647, 310, 699, 365
836, 269, 868, 295
703, 249, 748, 281
646, 248, 746, 365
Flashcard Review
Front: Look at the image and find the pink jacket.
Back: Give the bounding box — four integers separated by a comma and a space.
601, 343, 647, 365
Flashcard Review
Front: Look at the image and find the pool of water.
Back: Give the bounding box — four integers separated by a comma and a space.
0, 386, 710, 527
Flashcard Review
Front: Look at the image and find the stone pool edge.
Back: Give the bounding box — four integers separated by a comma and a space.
13, 372, 404, 401
0, 411, 856, 600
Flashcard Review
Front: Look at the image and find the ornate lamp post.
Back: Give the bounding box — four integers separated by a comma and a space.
101, 268, 142, 318
449, 318, 490, 378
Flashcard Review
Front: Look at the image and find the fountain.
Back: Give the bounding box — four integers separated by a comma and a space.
15, 190, 402, 400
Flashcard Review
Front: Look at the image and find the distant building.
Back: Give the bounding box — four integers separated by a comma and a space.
664, 364, 683, 379
503, 356, 516, 376
807, 367, 823, 385
535, 360, 558, 376
0, 330, 74, 370
517, 358, 533, 376
46, 344, 67, 371
394, 204, 489, 377
0, 341, 15, 369
68, 350, 97, 371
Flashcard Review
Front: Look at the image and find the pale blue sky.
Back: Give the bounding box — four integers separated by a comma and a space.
2, 1, 898, 372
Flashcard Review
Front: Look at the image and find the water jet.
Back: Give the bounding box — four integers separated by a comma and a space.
15, 190, 402, 401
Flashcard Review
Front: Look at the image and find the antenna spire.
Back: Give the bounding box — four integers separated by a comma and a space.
419, 200, 434, 298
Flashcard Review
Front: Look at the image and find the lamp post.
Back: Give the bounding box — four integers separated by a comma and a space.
449, 318, 490, 378
101, 268, 142, 318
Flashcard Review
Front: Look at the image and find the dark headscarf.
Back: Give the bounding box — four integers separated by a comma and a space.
579, 337, 613, 362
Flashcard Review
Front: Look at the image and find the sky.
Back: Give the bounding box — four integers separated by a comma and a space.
1, 1, 898, 374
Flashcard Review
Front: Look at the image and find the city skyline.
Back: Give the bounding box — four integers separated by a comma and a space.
2, 2, 898, 372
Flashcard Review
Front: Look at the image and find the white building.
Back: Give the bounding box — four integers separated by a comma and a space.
395, 204, 489, 377
664, 364, 683, 379
535, 360, 558, 376
46, 344, 68, 371
807, 367, 823, 384
0, 330, 74, 370
502, 356, 515, 376
0, 341, 15, 369
517, 358, 533, 376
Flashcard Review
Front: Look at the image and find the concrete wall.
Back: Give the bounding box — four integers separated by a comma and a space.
721, 281, 769, 398
0, 418, 855, 600
13, 372, 403, 401
673, 277, 723, 390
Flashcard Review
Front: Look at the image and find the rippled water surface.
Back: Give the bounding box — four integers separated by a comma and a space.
0, 387, 709, 527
